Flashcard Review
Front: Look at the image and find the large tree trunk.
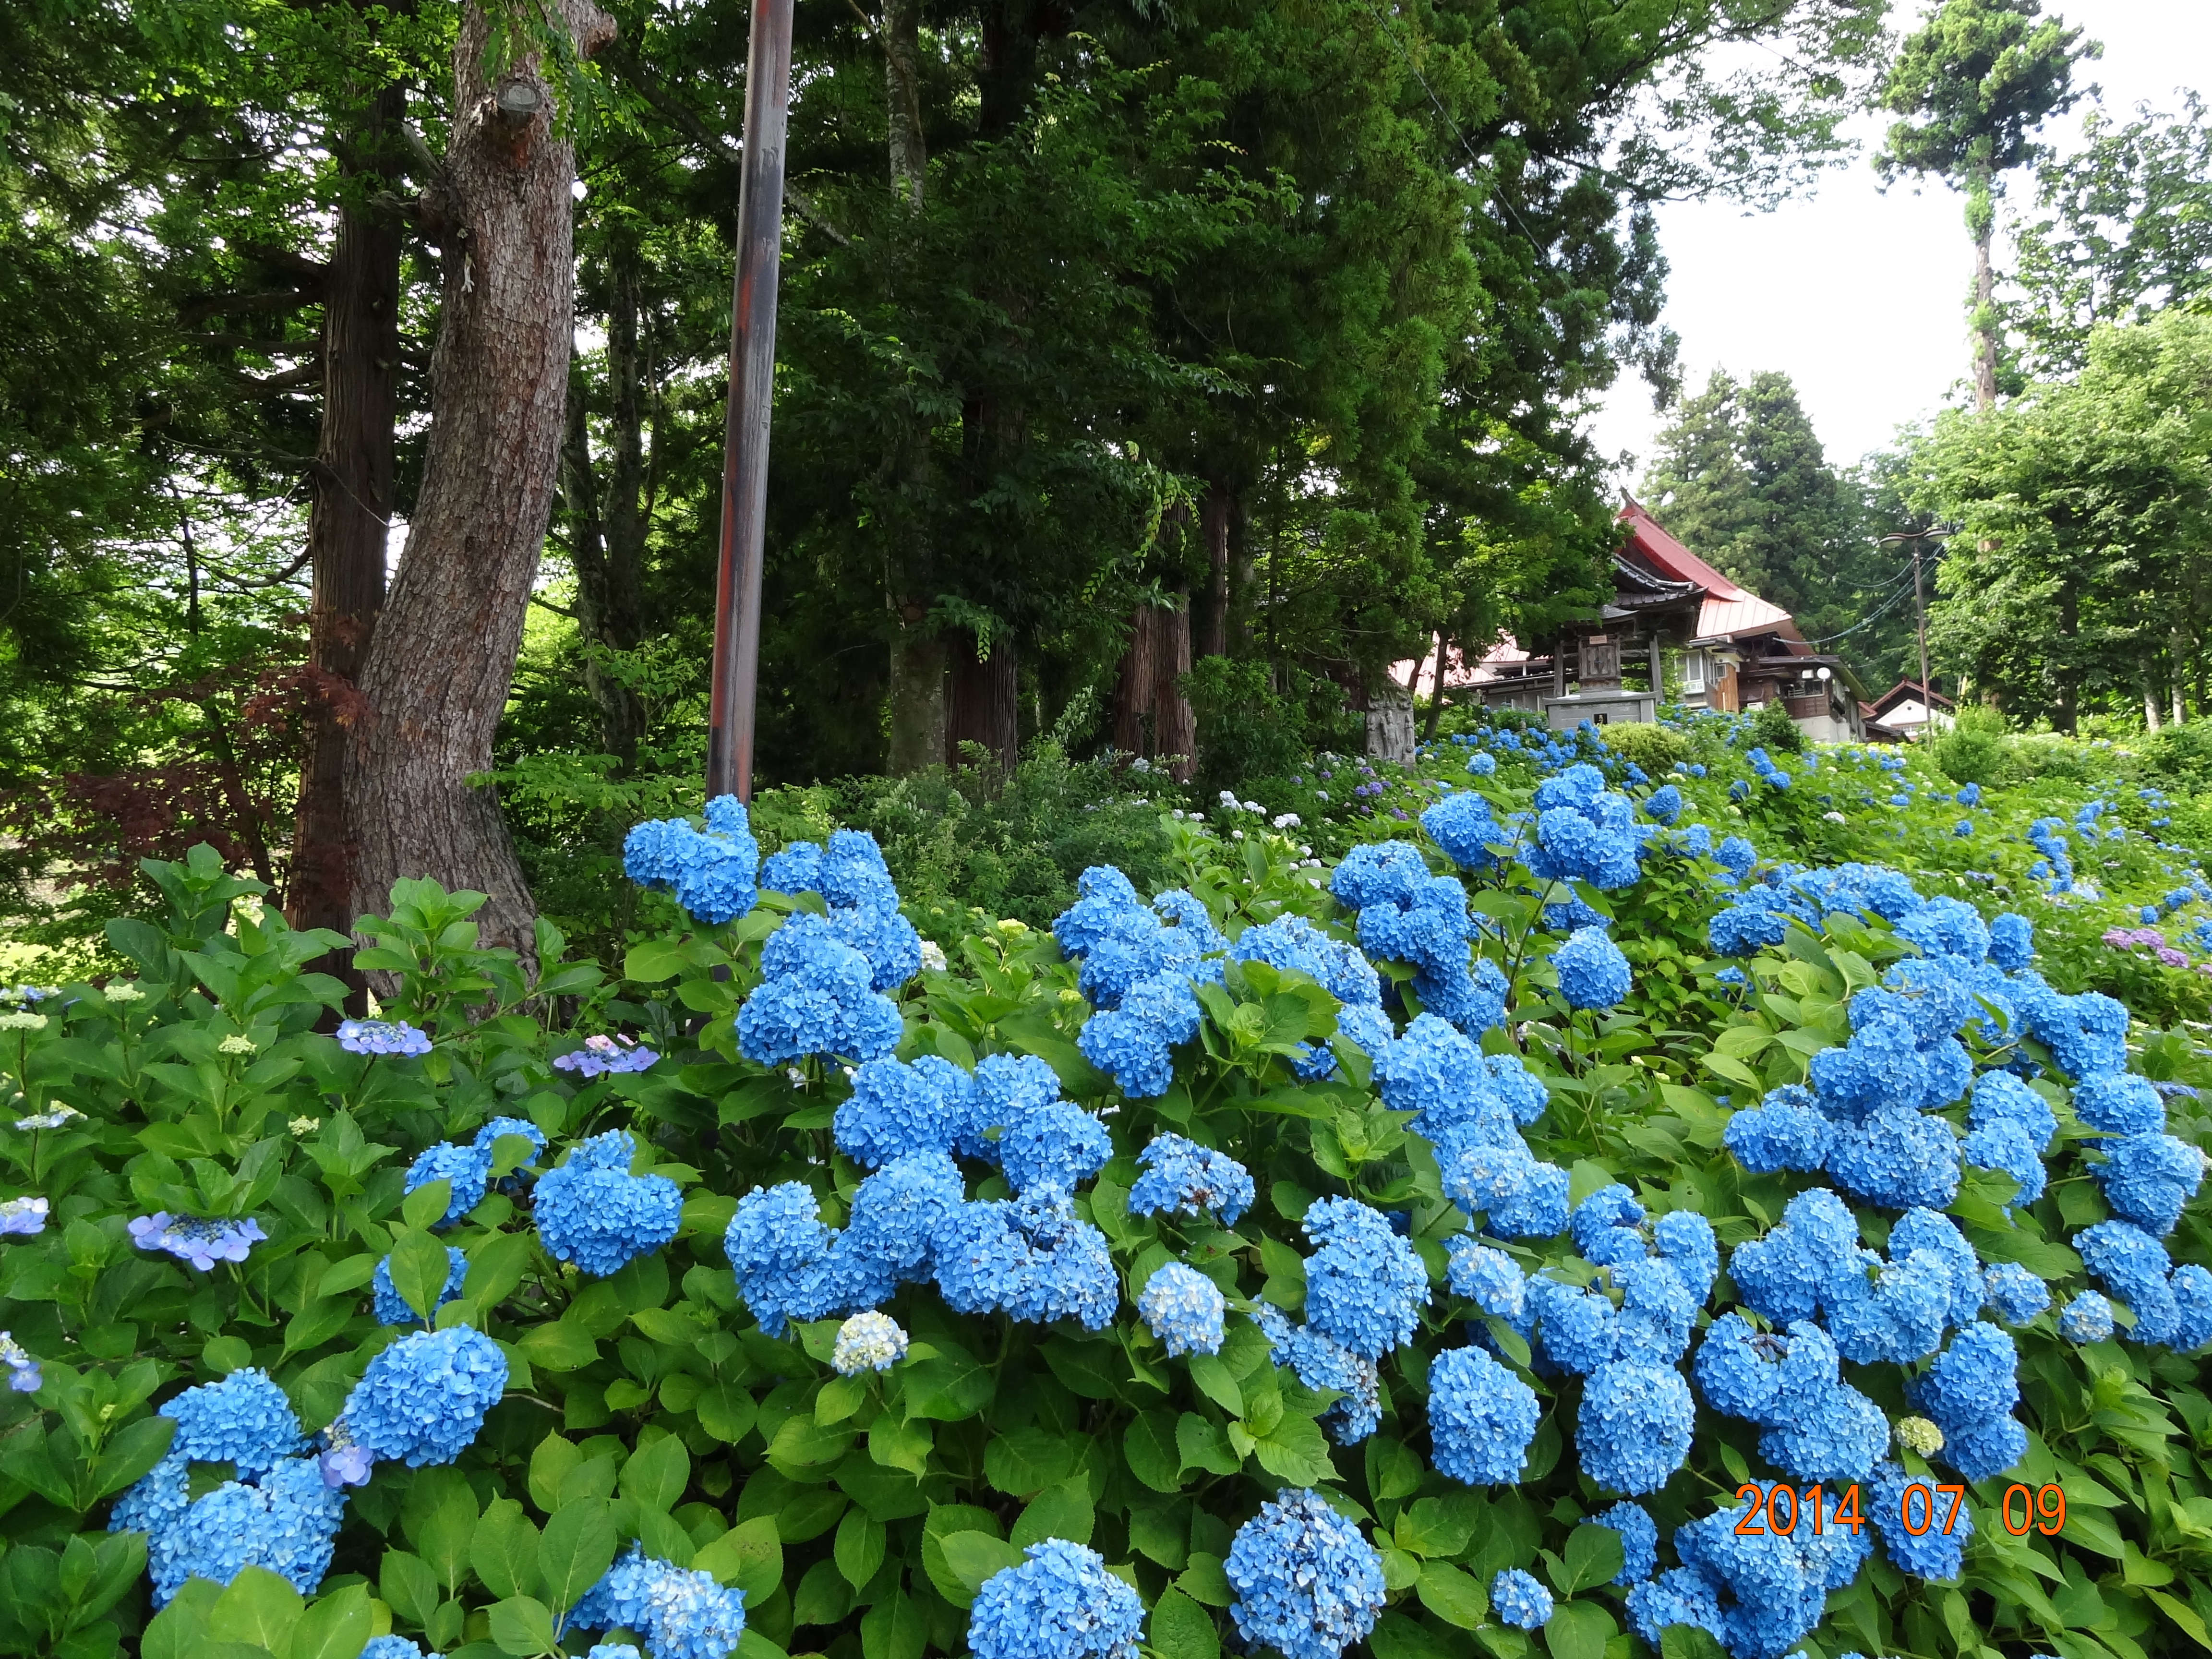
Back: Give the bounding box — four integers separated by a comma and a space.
289, 81, 404, 986
1198, 481, 1230, 661
881, 0, 946, 773
1154, 594, 1195, 778
347, 0, 615, 964
947, 634, 1019, 770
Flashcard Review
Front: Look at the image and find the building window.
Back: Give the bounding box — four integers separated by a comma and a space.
1682, 651, 1707, 692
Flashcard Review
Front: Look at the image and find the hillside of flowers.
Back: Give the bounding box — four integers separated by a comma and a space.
1, 714, 2210, 1659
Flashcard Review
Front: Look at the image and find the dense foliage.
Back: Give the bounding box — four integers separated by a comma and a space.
3, 711, 2211, 1659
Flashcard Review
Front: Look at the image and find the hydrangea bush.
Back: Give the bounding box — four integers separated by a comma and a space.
0, 752, 2208, 1659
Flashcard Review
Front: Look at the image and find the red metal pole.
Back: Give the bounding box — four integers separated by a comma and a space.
706, 0, 795, 804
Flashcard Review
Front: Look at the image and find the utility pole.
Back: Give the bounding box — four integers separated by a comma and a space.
706, 0, 796, 804
1880, 528, 1952, 723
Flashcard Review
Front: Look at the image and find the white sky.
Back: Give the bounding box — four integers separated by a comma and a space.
1585, 0, 2212, 482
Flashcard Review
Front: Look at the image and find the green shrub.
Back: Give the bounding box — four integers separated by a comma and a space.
1600, 721, 1690, 775
1744, 697, 1803, 754
1184, 657, 1310, 795
1930, 705, 2011, 786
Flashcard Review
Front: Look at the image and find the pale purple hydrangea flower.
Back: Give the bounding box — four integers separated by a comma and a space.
129, 1213, 267, 1270
552, 1033, 660, 1077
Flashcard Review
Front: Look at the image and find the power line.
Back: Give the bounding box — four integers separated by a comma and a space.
1801, 576, 1921, 646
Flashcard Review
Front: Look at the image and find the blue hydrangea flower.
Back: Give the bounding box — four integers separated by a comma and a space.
1725, 1084, 1836, 1174
340, 1326, 507, 1468
624, 796, 760, 926
1692, 1316, 1888, 1484
1255, 1305, 1380, 1445
2071, 1072, 2165, 1135
116, 1454, 346, 1606
1300, 1197, 1428, 1359
1420, 792, 1507, 871
571, 1544, 748, 1659
933, 1186, 1118, 1330
1551, 926, 1631, 1009
1577, 1359, 1695, 1495
1869, 1458, 1971, 1581
2092, 1132, 2206, 1236
402, 1142, 490, 1228
1444, 1238, 1524, 1317
361, 1639, 440, 1659
1438, 1134, 1570, 1240
1226, 1489, 1385, 1659
726, 1183, 864, 1336
535, 1130, 683, 1277
2011, 981, 2129, 1080
2060, 1289, 2115, 1343
553, 1035, 660, 1077
1895, 897, 1990, 962
337, 1019, 433, 1057
1981, 1262, 2051, 1324
736, 914, 903, 1065
1643, 785, 1683, 825
1986, 912, 2033, 970
1491, 1569, 1552, 1630
1331, 843, 1500, 1035
1594, 1501, 1658, 1586
1523, 766, 1645, 889
1659, 1485, 1871, 1659
1466, 750, 1497, 777
969, 1539, 1144, 1659
373, 1245, 467, 1325
472, 1116, 550, 1164
763, 830, 922, 990
835, 1055, 977, 1167
1569, 1183, 1646, 1267
1911, 1323, 2026, 1482
1824, 1108, 1960, 1212
1128, 1134, 1254, 1225
1229, 915, 1382, 1008
128, 1212, 269, 1270
1138, 1263, 1226, 1357
0, 1331, 39, 1393
1715, 835, 1757, 877
999, 1100, 1111, 1196
1427, 1346, 1539, 1485
1078, 975, 1201, 1099
156, 1371, 303, 1474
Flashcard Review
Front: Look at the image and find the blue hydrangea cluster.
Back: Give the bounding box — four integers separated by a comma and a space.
1595, 1502, 1658, 1586
1419, 790, 1508, 871
1055, 868, 1225, 1097
1961, 1070, 2056, 1206
725, 1152, 964, 1334
736, 912, 903, 1065
1444, 1238, 1525, 1316
1909, 1322, 2028, 1480
1225, 1488, 1385, 1659
1869, 1456, 1973, 1580
1550, 925, 1631, 1010
1520, 764, 1645, 889
2074, 1220, 2212, 1351
402, 1142, 490, 1227
1490, 1568, 1553, 1629
534, 1130, 683, 1277
1255, 1303, 1381, 1444
1127, 1133, 1254, 1225
1514, 1197, 1714, 1495
1727, 1189, 1980, 1365
1426, 1344, 1539, 1484
1298, 1196, 1427, 1358
1228, 914, 1382, 1009
1693, 1315, 1888, 1483
1626, 1484, 1870, 1659
111, 1374, 341, 1606
1330, 841, 1503, 1034
373, 1244, 467, 1324
1138, 1262, 1226, 1357
623, 795, 760, 925
2061, 1289, 2116, 1342
571, 1544, 748, 1659
1982, 1260, 2053, 1324
759, 829, 923, 991
833, 1054, 979, 1168
338, 1325, 507, 1468
932, 1185, 1118, 1330
968, 1539, 1144, 1659
336, 1019, 432, 1056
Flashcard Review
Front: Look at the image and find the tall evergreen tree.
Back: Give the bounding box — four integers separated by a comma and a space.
1876, 0, 2097, 409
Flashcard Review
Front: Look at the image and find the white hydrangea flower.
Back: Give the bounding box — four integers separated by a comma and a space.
832, 1310, 910, 1376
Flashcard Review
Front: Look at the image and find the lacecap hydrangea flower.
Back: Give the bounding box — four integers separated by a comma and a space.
1138, 1262, 1226, 1357
969, 1539, 1145, 1659
0, 1332, 40, 1393
336, 1019, 432, 1056
571, 1544, 748, 1659
553, 1033, 660, 1077
535, 1130, 683, 1277
1226, 1489, 1385, 1659
129, 1212, 268, 1270
623, 794, 760, 926
337, 1325, 507, 1468
0, 1195, 48, 1235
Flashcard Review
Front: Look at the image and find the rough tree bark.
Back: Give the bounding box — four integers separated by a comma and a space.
288, 82, 404, 974
346, 0, 615, 964
1198, 481, 1230, 661
947, 635, 1019, 771
1967, 143, 1999, 412
880, 0, 947, 773
558, 235, 649, 763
